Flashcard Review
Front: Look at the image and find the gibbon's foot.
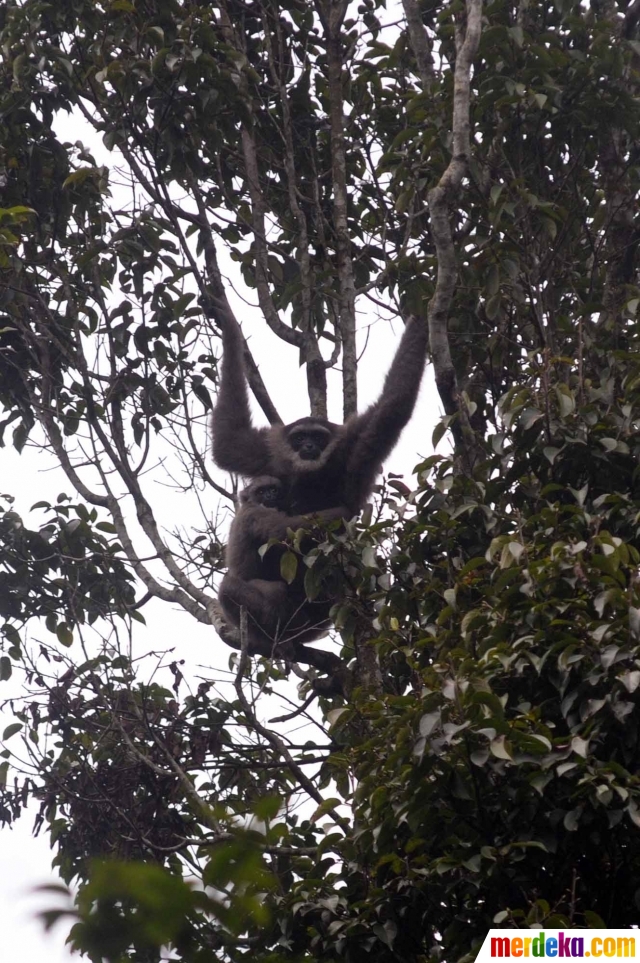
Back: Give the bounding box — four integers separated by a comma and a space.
211, 597, 347, 686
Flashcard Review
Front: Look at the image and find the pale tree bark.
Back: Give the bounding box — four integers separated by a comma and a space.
405, 0, 483, 468
401, 0, 435, 88
316, 0, 358, 419
216, 2, 304, 350
261, 10, 329, 418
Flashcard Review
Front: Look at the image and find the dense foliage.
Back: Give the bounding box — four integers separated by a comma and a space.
2, 0, 640, 960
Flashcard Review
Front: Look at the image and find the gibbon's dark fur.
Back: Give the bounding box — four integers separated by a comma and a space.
211, 315, 428, 516
218, 476, 345, 654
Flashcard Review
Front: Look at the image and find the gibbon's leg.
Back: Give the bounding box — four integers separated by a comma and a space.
219, 576, 334, 652
277, 593, 333, 646
219, 574, 289, 651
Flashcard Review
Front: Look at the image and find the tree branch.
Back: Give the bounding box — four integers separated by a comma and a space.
423, 0, 483, 465
191, 185, 284, 426
262, 10, 329, 418
76, 91, 282, 427
316, 0, 358, 418
401, 0, 436, 87
234, 618, 350, 832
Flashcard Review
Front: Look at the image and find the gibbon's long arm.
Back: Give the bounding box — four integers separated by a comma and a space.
245, 505, 349, 542
211, 319, 272, 476
212, 309, 427, 515
344, 316, 428, 510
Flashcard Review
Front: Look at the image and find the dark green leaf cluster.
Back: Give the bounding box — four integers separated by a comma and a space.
288, 390, 640, 960
0, 494, 137, 643
48, 849, 274, 963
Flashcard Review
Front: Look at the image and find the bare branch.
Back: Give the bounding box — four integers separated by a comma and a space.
76, 91, 282, 428
401, 0, 436, 86
191, 187, 284, 426
240, 125, 304, 348
234, 620, 349, 832
316, 0, 358, 418
425, 0, 483, 464
261, 10, 328, 417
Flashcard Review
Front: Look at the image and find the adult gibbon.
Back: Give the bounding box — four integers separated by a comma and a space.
218, 476, 345, 655
211, 314, 428, 516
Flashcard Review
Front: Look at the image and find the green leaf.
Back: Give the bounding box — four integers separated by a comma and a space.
62, 168, 95, 189
310, 798, 341, 823
303, 563, 323, 601
490, 736, 513, 760
432, 416, 450, 448
584, 910, 606, 928
520, 407, 543, 430
555, 384, 575, 418
564, 807, 581, 831
362, 546, 378, 569
2, 722, 22, 740
56, 624, 74, 647
571, 735, 589, 758
280, 551, 298, 584
419, 710, 440, 737
252, 795, 281, 820
373, 921, 397, 947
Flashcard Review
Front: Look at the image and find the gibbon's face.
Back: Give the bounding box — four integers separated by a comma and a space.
285, 420, 334, 462
241, 477, 284, 509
